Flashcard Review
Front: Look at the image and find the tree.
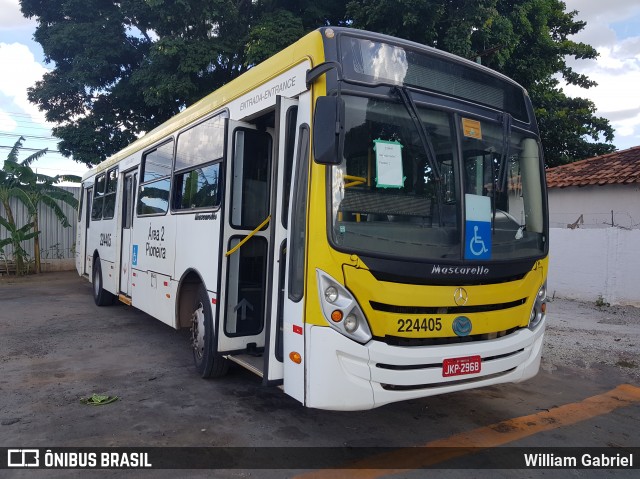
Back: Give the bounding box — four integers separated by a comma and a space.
22, 0, 614, 167
346, 0, 615, 166
483, 0, 615, 166
1, 137, 44, 273
1, 136, 79, 273
21, 0, 343, 166
0, 218, 38, 275
0, 140, 23, 231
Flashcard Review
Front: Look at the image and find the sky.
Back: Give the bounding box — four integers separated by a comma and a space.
1, 0, 639, 180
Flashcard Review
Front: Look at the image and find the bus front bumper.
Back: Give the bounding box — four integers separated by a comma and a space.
304, 321, 546, 411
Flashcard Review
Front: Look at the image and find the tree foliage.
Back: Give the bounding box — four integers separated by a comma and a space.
22, 0, 615, 167
346, 0, 615, 166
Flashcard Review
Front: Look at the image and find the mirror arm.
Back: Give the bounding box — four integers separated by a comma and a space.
308, 62, 345, 165
306, 62, 343, 88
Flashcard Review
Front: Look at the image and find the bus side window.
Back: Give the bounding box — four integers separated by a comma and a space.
103, 167, 118, 219
77, 187, 84, 221
137, 140, 174, 216
91, 173, 106, 221
173, 114, 225, 211
282, 106, 298, 228
289, 125, 310, 302
231, 129, 272, 228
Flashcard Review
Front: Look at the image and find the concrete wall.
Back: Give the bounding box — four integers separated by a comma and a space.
548, 184, 640, 229
548, 227, 640, 307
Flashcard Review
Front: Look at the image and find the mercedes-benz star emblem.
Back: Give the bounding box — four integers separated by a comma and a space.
453, 287, 469, 306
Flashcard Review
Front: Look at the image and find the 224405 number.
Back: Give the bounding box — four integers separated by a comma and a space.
397, 317, 442, 333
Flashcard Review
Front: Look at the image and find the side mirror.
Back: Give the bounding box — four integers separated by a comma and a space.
312, 96, 344, 165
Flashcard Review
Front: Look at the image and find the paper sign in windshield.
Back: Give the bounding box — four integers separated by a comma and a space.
374, 139, 405, 188
462, 118, 482, 140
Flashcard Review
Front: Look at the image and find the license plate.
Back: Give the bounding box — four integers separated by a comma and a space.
442, 355, 481, 377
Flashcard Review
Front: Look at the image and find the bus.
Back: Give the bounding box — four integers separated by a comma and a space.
76, 27, 548, 411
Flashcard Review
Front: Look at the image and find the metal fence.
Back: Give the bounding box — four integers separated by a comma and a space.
0, 186, 79, 263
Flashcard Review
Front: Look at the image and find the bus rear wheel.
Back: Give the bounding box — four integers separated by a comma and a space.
92, 257, 114, 306
191, 284, 229, 378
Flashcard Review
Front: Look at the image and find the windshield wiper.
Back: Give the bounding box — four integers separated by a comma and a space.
492, 112, 512, 234
496, 113, 512, 193
393, 86, 441, 180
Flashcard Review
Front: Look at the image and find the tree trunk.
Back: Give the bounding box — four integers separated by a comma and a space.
33, 212, 41, 274
1, 198, 25, 274
1, 198, 16, 227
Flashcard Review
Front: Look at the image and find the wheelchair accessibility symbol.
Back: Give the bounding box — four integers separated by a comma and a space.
469, 225, 488, 256
465, 221, 491, 259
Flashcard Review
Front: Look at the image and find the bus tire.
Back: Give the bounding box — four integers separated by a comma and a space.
191, 284, 229, 378
92, 257, 115, 306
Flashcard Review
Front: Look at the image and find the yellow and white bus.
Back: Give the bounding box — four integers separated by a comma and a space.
76, 27, 548, 410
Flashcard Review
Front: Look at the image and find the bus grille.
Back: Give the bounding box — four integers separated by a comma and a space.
370, 298, 527, 315
376, 327, 521, 347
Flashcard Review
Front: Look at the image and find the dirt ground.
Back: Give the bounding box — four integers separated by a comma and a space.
542, 296, 640, 381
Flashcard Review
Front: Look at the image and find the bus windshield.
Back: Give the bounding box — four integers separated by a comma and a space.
330, 94, 546, 262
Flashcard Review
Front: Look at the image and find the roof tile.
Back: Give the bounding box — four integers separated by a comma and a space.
546, 146, 640, 188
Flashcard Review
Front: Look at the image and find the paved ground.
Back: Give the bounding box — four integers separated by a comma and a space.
0, 271, 638, 478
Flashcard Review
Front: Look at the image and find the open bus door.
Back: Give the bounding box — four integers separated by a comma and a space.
217, 119, 274, 362
268, 94, 310, 403
217, 96, 308, 400
262, 96, 301, 385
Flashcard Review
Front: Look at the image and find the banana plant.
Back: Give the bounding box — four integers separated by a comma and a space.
1, 136, 79, 273
0, 217, 37, 275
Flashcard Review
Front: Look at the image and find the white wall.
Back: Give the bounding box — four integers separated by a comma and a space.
548, 184, 640, 229
548, 228, 640, 307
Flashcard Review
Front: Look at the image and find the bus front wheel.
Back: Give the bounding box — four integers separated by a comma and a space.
191, 284, 229, 378
92, 257, 115, 306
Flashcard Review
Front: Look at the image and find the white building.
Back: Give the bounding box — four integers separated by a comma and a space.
546, 146, 640, 230
546, 146, 640, 306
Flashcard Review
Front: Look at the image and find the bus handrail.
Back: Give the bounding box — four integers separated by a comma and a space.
224, 215, 272, 257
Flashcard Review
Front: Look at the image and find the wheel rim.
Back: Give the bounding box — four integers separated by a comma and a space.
191, 301, 205, 360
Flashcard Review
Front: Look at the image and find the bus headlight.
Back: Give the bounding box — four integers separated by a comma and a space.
324, 286, 339, 304
528, 282, 547, 330
316, 269, 372, 344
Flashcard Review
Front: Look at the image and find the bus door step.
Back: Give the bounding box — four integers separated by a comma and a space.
227, 354, 264, 378
118, 294, 132, 306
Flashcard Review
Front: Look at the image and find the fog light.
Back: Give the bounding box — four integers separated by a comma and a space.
344, 314, 358, 333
